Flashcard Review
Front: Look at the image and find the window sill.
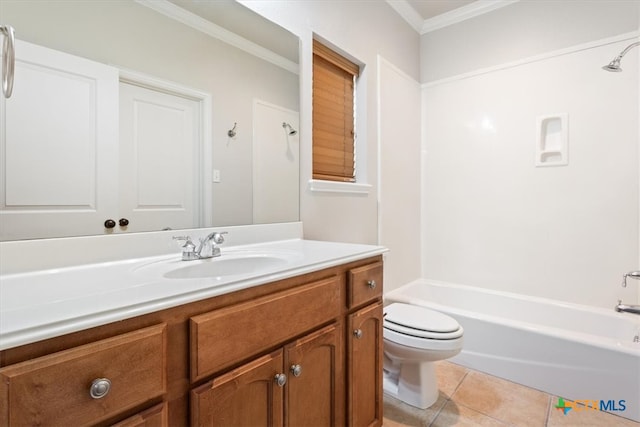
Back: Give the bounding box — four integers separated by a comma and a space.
307, 179, 372, 195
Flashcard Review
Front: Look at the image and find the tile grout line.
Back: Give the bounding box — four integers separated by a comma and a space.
544, 393, 552, 426
429, 367, 470, 427
427, 399, 447, 426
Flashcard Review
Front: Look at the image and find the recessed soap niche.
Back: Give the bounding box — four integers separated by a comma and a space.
536, 113, 568, 167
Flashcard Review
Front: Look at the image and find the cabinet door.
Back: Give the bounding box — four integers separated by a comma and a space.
348, 302, 383, 427
191, 350, 284, 427
284, 323, 344, 427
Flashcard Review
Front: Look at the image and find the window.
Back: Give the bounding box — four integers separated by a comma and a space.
312, 40, 360, 182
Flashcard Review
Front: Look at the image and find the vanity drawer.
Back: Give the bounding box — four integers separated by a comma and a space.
0, 324, 167, 427
111, 402, 168, 427
348, 262, 383, 308
190, 276, 342, 382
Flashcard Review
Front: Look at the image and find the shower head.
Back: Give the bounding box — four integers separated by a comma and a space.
282, 122, 297, 136
602, 59, 622, 72
602, 41, 640, 72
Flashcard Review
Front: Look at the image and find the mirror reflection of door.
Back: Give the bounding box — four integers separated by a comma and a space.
0, 39, 209, 240
0, 40, 119, 240
119, 82, 202, 233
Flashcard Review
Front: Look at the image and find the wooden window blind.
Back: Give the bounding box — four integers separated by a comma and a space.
313, 40, 359, 182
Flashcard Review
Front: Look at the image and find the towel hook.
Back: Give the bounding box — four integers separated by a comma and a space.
227, 122, 237, 138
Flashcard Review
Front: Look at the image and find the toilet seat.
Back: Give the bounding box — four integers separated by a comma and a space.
385, 321, 463, 340
384, 303, 463, 344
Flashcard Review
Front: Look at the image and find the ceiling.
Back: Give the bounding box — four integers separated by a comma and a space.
406, 0, 476, 20
388, 0, 517, 34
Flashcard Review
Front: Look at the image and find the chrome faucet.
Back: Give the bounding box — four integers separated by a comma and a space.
621, 270, 640, 287
173, 232, 227, 261
616, 300, 640, 315
615, 270, 640, 315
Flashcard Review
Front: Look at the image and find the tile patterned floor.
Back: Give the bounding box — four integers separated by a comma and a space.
383, 361, 640, 427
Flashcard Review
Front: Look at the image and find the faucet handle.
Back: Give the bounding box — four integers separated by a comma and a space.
173, 236, 198, 261
173, 235, 194, 245
622, 271, 640, 288
212, 231, 228, 244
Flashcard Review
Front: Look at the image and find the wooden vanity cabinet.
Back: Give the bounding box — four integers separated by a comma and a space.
0, 324, 167, 427
347, 261, 384, 427
348, 303, 384, 427
192, 323, 343, 426
191, 350, 285, 426
111, 403, 168, 427
189, 276, 342, 382
0, 255, 383, 427
190, 275, 345, 426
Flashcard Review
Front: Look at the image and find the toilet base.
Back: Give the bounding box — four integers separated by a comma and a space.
383, 356, 439, 409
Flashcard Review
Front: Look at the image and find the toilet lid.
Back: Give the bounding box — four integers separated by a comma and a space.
384, 303, 462, 340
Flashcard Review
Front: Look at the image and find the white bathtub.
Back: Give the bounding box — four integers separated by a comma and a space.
384, 280, 640, 423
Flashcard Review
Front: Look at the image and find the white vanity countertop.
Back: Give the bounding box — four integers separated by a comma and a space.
0, 238, 387, 350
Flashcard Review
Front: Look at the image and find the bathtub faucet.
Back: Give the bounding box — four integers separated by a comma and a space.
622, 271, 640, 287
616, 300, 640, 315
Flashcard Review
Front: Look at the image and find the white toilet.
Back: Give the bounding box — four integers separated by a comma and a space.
383, 303, 464, 409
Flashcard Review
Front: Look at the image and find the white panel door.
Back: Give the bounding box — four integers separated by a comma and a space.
252, 100, 299, 224
0, 40, 119, 240
119, 82, 201, 232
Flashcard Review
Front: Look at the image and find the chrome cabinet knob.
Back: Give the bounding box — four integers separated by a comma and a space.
89, 378, 111, 399
353, 329, 363, 339
367, 280, 377, 289
274, 373, 287, 387
290, 364, 302, 377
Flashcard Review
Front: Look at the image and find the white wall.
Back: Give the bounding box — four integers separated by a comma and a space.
239, 1, 423, 293
421, 1, 640, 308
240, 0, 421, 246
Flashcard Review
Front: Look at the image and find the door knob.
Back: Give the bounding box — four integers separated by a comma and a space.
353, 329, 363, 339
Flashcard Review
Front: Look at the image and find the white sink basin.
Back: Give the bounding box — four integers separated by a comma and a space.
133, 250, 302, 280
163, 255, 289, 279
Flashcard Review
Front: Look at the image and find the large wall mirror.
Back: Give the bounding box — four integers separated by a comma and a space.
0, 0, 300, 241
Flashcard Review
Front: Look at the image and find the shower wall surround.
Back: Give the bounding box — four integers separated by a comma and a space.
422, 36, 639, 309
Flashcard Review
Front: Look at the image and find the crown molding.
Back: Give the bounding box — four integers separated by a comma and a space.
388, 0, 520, 35
421, 0, 520, 34
385, 0, 424, 33
422, 31, 640, 88
135, 0, 298, 75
